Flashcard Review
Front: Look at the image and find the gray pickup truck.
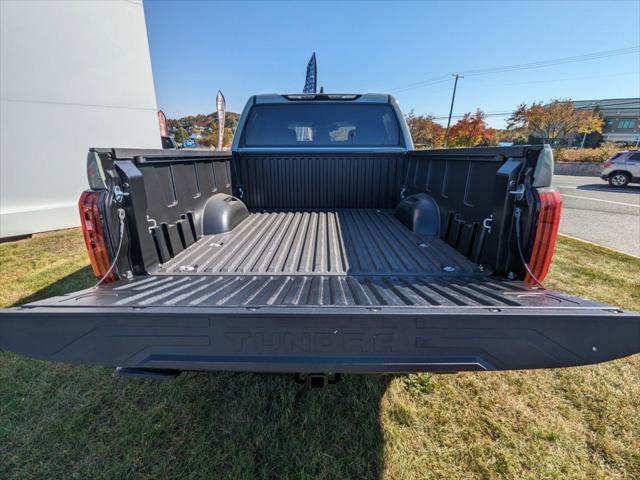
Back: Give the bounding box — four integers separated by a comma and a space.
1, 93, 638, 385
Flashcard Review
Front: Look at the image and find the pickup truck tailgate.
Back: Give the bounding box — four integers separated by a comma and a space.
1, 276, 638, 373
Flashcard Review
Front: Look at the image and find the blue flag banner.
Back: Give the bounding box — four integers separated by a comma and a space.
303, 52, 317, 93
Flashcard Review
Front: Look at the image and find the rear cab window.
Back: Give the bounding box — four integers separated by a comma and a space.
241, 103, 402, 147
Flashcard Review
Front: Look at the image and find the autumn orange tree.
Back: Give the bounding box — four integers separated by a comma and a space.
447, 109, 494, 147
507, 99, 603, 145
406, 111, 446, 148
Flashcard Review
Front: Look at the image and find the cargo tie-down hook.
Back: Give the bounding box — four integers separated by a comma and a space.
482, 214, 493, 233
509, 184, 526, 202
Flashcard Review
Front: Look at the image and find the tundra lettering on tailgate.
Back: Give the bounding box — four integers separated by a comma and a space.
222, 330, 394, 354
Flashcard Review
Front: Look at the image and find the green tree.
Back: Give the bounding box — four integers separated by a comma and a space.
174, 127, 189, 145
492, 128, 529, 145
197, 128, 234, 150
168, 112, 240, 148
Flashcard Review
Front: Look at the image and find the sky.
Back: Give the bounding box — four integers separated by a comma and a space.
143, 0, 640, 127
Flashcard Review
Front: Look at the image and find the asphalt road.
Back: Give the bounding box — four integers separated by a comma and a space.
552, 175, 640, 257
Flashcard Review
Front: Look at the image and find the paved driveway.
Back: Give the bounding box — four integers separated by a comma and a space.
552, 175, 640, 257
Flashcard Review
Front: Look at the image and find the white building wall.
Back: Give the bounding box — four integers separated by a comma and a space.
0, 0, 161, 238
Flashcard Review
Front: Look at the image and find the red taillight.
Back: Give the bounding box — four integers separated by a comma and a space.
603, 161, 613, 168
79, 191, 116, 282
525, 188, 562, 285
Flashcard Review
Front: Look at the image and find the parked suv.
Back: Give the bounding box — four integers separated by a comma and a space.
601, 151, 640, 187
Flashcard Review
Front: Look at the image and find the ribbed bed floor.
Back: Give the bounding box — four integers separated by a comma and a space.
158, 209, 480, 276
87, 274, 528, 307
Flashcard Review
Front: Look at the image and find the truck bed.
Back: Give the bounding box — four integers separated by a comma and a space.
2, 146, 638, 375
115, 208, 500, 308
51, 208, 521, 308
158, 209, 479, 276
28, 208, 594, 309
3, 218, 638, 374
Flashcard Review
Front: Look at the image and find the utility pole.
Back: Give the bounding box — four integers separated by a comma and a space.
580, 132, 587, 149
444, 73, 463, 147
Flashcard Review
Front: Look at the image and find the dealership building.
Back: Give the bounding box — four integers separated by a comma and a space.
572, 98, 640, 147
0, 0, 161, 239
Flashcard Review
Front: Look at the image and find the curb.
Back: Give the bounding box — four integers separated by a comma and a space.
558, 233, 640, 259
554, 162, 602, 177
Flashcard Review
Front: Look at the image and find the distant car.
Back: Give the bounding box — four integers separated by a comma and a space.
161, 136, 177, 149
601, 151, 640, 187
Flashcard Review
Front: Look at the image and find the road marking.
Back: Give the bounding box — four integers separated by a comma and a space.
559, 193, 640, 208
554, 183, 640, 194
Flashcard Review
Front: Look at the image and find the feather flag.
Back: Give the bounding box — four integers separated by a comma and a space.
157, 110, 168, 137
216, 91, 226, 151
303, 52, 317, 93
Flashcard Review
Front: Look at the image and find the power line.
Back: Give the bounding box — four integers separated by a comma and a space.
418, 71, 639, 93
388, 75, 452, 93
461, 46, 639, 77
429, 99, 640, 120
395, 73, 639, 101
388, 46, 639, 93
431, 111, 513, 121
411, 75, 639, 120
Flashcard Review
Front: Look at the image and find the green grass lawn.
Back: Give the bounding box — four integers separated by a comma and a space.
1, 230, 639, 479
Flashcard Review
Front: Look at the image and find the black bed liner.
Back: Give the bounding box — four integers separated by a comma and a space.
26, 275, 571, 309
158, 209, 478, 276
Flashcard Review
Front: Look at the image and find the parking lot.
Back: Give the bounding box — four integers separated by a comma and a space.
553, 174, 640, 257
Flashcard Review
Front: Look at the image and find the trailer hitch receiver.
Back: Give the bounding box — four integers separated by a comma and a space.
294, 373, 341, 388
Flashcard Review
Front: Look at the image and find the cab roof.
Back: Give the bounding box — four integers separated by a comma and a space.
252, 93, 391, 104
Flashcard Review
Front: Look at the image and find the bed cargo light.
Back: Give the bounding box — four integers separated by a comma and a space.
525, 187, 562, 285
79, 191, 116, 283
